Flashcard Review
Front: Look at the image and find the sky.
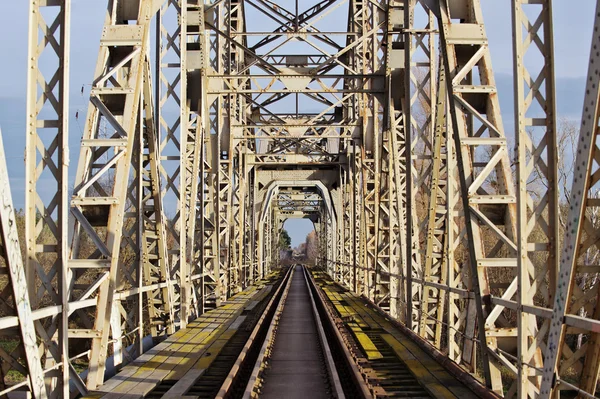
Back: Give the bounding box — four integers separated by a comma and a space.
0, 1, 595, 247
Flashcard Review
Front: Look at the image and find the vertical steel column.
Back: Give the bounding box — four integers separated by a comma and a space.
445, 101, 463, 364
406, 0, 436, 333
231, 147, 246, 294
348, 0, 367, 297
179, 0, 193, 326
352, 142, 362, 293
250, 171, 259, 282
180, 0, 209, 325
354, 0, 378, 301
403, 0, 415, 330
540, 1, 600, 397
389, 104, 408, 322
157, 0, 183, 322
215, 1, 233, 303
228, 0, 247, 296
385, 1, 407, 321
141, 59, 175, 337
377, 125, 393, 311
242, 163, 253, 287
342, 166, 354, 288
419, 64, 449, 347
513, 0, 558, 396
25, 0, 70, 395
201, 119, 218, 310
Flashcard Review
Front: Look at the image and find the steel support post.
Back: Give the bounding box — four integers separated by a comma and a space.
377, 125, 393, 311
393, 0, 413, 329
403, 0, 415, 331
363, 150, 378, 301
25, 0, 71, 395
230, 144, 246, 295
436, 0, 520, 391
328, 216, 335, 276
0, 131, 47, 399
342, 166, 354, 288
179, 0, 194, 326
250, 171, 259, 282
336, 170, 344, 284
406, 0, 436, 334
157, 0, 183, 322
243, 164, 254, 288
180, 0, 210, 325
227, 0, 246, 296
445, 106, 462, 365
419, 63, 449, 347
389, 103, 408, 322
385, 0, 410, 320
141, 60, 176, 337
512, 0, 558, 397
208, 1, 233, 304
540, 1, 600, 397
352, 142, 363, 294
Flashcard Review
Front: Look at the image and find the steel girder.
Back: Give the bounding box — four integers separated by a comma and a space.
347, 0, 389, 304
341, 166, 354, 287
14, 0, 600, 397
140, 58, 177, 339
242, 165, 255, 287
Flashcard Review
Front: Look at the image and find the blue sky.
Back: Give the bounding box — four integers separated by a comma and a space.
0, 1, 595, 247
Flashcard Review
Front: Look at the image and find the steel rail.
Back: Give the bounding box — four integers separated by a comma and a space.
242, 268, 295, 398
305, 266, 373, 398
302, 265, 346, 399
215, 266, 294, 398
244, 264, 355, 398
364, 297, 502, 399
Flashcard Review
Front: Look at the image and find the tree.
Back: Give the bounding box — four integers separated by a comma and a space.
279, 229, 291, 250
305, 231, 318, 264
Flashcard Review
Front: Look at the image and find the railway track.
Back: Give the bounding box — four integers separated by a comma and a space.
194, 263, 440, 399
243, 264, 357, 399
123, 264, 490, 399
175, 264, 368, 399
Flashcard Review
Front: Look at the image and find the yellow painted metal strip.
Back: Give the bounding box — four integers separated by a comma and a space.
353, 331, 383, 360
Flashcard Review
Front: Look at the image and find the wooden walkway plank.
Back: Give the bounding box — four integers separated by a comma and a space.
312, 270, 482, 399
380, 334, 458, 399
162, 369, 205, 397
116, 317, 235, 395
87, 281, 268, 397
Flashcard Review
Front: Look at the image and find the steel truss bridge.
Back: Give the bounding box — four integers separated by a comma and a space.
1, 0, 600, 397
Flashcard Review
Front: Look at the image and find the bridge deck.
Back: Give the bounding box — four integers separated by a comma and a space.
83, 273, 279, 398
84, 268, 490, 399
